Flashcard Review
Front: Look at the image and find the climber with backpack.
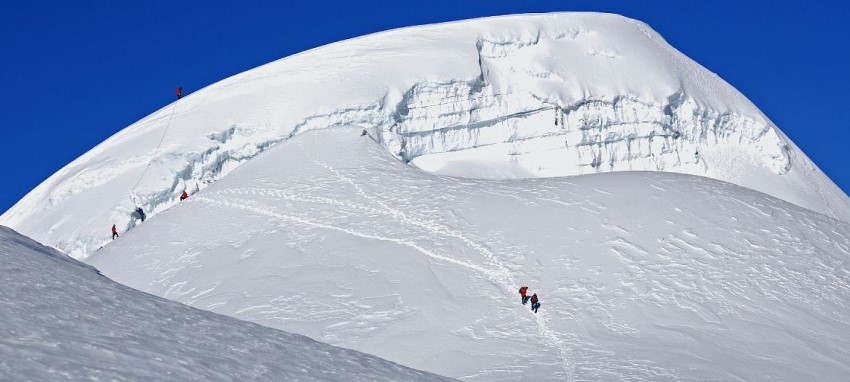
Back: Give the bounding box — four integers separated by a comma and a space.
519, 286, 529, 305
134, 207, 146, 222
530, 293, 540, 313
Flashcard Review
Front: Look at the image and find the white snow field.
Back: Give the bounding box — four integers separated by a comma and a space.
2, 11, 850, 381
89, 127, 850, 381
0, 225, 454, 381
1, 13, 849, 259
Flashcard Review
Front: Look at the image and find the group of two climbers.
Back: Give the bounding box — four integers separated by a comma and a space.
519, 286, 541, 313
111, 190, 189, 240
112, 207, 146, 240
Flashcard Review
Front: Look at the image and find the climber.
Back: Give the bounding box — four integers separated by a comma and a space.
180, 190, 189, 201
530, 293, 540, 313
519, 286, 529, 305
111, 224, 119, 240
134, 207, 146, 222
176, 86, 183, 100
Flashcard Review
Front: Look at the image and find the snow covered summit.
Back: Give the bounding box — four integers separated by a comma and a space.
1, 12, 848, 258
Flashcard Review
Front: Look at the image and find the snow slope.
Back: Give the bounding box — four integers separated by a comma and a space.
89, 128, 850, 381
0, 225, 454, 381
2, 13, 849, 259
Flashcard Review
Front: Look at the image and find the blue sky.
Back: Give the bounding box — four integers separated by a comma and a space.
1, 1, 848, 215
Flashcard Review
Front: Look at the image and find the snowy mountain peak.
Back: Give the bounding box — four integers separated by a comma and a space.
4, 12, 849, 381
2, 12, 849, 259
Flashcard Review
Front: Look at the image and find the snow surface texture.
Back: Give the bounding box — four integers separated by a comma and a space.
0, 225, 454, 381
2, 13, 849, 259
90, 128, 850, 381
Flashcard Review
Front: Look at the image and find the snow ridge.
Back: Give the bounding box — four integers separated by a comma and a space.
0, 225, 454, 381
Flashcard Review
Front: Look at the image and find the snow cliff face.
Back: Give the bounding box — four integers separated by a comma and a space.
0, 226, 454, 381
2, 14, 849, 256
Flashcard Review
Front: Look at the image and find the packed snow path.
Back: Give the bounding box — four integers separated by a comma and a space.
195, 137, 576, 379
91, 128, 850, 381
0, 226, 455, 381
305, 138, 577, 377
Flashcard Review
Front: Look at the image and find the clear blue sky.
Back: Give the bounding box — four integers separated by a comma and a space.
1, 1, 848, 215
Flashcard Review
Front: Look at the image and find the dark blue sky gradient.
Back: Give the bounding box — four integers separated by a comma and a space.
1, 1, 848, 214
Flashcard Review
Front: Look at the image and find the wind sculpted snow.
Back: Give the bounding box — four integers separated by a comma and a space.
90, 128, 850, 381
3, 13, 850, 260
0, 225, 455, 381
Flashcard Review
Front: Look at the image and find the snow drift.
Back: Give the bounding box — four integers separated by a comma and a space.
2, 13, 849, 259
0, 225, 453, 381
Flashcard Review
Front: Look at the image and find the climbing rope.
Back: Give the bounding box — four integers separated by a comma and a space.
130, 99, 180, 206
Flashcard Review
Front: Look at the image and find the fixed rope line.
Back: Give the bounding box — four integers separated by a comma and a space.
130, 99, 180, 205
